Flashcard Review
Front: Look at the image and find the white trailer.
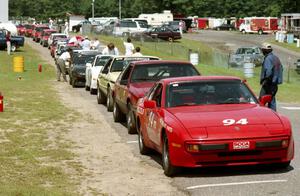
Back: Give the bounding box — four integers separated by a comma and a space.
138, 10, 173, 26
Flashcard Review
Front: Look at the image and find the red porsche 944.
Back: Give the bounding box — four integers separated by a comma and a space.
136, 76, 294, 176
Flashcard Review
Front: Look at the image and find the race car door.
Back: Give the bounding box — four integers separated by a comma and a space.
146, 83, 163, 146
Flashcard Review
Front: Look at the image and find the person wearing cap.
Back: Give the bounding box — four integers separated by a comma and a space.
57, 48, 72, 82
81, 36, 91, 50
259, 43, 283, 111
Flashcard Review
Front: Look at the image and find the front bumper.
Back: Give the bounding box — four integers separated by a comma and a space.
169, 137, 293, 168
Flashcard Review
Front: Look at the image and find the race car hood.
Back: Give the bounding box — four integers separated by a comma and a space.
167, 104, 285, 139
129, 82, 155, 98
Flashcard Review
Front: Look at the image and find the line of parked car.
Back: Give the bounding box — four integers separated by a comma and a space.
30, 34, 294, 177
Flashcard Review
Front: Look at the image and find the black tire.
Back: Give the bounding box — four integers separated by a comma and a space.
97, 87, 106, 104
168, 37, 174, 42
229, 28, 232, 31
258, 30, 263, 35
71, 78, 76, 88
85, 85, 90, 91
69, 77, 72, 85
106, 87, 113, 112
217, 27, 220, 31
242, 29, 246, 34
127, 103, 136, 134
113, 101, 125, 122
138, 122, 151, 155
11, 44, 17, 52
90, 88, 97, 95
162, 134, 177, 177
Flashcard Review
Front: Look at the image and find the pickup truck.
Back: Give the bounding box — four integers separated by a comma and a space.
0, 29, 25, 52
229, 46, 264, 67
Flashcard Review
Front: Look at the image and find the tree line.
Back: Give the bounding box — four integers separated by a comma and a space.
9, 0, 300, 21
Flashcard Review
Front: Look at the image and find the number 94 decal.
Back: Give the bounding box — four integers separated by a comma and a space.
223, 118, 248, 126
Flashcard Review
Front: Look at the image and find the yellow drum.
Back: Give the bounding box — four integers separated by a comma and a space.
13, 56, 24, 72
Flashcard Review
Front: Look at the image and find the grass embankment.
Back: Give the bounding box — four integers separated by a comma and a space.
95, 34, 300, 103
0, 46, 81, 195
270, 39, 300, 53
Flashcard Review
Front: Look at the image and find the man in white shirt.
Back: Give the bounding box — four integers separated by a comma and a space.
57, 48, 71, 82
123, 37, 134, 55
81, 36, 91, 50
102, 43, 119, 55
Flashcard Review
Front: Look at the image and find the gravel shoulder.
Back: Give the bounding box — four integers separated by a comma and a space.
26, 39, 186, 196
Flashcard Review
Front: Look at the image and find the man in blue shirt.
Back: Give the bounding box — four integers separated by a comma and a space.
259, 43, 283, 111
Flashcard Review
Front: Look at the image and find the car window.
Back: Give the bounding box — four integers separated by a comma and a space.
166, 80, 258, 107
120, 65, 133, 81
128, 22, 137, 28
131, 63, 199, 82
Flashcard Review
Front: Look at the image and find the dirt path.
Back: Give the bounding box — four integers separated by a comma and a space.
26, 39, 186, 196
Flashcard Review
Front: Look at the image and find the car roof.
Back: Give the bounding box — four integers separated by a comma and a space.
76, 50, 102, 55
131, 60, 192, 65
43, 29, 57, 32
112, 55, 159, 60
52, 33, 67, 36
161, 76, 242, 85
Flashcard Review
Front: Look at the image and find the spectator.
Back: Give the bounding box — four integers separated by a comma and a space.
91, 37, 100, 50
259, 43, 283, 111
81, 36, 91, 50
123, 37, 134, 55
64, 21, 69, 36
6, 31, 11, 55
132, 47, 143, 56
56, 48, 72, 82
49, 18, 54, 29
102, 43, 119, 55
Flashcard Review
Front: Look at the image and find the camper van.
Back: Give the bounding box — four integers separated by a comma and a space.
138, 10, 173, 27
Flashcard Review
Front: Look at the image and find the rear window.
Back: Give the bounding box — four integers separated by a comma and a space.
73, 54, 97, 65
131, 63, 199, 83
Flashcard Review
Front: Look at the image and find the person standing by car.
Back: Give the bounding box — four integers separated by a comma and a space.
102, 43, 119, 55
91, 37, 100, 50
259, 43, 283, 111
123, 37, 134, 55
81, 36, 91, 50
132, 47, 143, 56
6, 31, 11, 55
64, 21, 69, 36
57, 48, 72, 82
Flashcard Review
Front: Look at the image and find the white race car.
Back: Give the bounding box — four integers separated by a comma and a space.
85, 54, 113, 94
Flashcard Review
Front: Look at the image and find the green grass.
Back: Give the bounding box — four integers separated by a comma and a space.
270, 39, 300, 53
0, 45, 81, 195
94, 34, 300, 103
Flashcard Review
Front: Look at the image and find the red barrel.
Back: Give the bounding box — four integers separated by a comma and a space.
38, 64, 42, 72
0, 94, 3, 112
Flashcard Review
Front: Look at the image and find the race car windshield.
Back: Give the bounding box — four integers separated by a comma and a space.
73, 54, 97, 65
166, 80, 258, 107
131, 63, 199, 83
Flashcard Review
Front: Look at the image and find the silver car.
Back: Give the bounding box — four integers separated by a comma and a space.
229, 46, 264, 67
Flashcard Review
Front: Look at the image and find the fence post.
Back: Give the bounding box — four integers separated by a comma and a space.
287, 56, 291, 83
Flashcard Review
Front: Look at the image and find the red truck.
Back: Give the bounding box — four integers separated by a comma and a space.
32, 25, 49, 42
40, 29, 57, 47
239, 17, 278, 34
